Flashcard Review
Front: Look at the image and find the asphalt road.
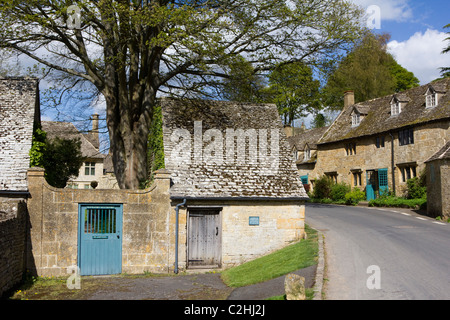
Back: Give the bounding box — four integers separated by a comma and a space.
305, 203, 450, 300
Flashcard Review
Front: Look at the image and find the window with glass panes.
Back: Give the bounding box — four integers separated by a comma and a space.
85, 162, 95, 176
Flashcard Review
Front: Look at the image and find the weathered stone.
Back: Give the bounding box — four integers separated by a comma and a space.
285, 273, 306, 300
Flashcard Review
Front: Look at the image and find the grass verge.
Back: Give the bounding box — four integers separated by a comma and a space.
220, 225, 318, 288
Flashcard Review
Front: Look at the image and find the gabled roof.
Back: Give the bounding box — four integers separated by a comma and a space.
160, 98, 308, 200
41, 121, 105, 159
319, 78, 450, 144
287, 126, 329, 151
425, 141, 450, 162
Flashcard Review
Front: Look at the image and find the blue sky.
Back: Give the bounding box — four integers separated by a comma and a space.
353, 0, 450, 84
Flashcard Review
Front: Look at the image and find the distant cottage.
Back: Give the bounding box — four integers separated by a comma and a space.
289, 78, 450, 202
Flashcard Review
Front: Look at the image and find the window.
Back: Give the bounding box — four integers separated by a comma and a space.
85, 162, 95, 176
398, 128, 414, 146
400, 165, 417, 182
426, 93, 437, 108
345, 143, 356, 155
304, 147, 311, 161
352, 113, 361, 127
376, 136, 385, 148
391, 100, 401, 116
352, 171, 362, 186
293, 150, 298, 161
325, 172, 338, 183
425, 88, 439, 108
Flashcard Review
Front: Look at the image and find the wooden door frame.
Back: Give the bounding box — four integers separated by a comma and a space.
186, 206, 222, 269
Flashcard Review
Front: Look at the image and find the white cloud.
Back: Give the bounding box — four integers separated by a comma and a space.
387, 28, 448, 84
351, 0, 413, 22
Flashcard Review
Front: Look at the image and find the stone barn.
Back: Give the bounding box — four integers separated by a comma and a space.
160, 98, 308, 271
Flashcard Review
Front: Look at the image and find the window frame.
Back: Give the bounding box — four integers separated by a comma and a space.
84, 162, 96, 176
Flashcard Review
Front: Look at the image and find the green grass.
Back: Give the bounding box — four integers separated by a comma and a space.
220, 225, 318, 288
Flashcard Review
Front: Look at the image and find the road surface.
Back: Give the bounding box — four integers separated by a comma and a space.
305, 203, 450, 300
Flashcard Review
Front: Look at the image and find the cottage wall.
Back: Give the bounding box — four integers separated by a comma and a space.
312, 120, 449, 196
173, 200, 305, 270
427, 158, 450, 219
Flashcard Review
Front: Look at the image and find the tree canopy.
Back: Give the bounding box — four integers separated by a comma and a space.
0, 0, 366, 188
322, 32, 419, 110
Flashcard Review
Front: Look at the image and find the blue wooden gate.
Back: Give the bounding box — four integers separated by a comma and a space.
78, 204, 123, 276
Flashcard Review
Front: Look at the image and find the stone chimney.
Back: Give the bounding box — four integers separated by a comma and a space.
344, 91, 355, 109
283, 124, 293, 137
90, 114, 99, 150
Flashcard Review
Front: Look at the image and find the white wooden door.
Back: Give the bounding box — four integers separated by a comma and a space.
188, 209, 221, 268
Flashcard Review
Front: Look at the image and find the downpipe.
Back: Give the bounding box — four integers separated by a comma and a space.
174, 199, 186, 274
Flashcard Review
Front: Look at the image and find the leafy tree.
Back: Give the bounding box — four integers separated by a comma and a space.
0, 0, 365, 188
311, 113, 327, 128
322, 32, 419, 110
388, 60, 419, 92
44, 137, 85, 188
440, 23, 450, 78
30, 126, 85, 188
264, 62, 321, 125
220, 56, 267, 103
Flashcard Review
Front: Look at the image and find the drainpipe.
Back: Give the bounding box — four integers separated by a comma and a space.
389, 132, 396, 195
174, 199, 186, 274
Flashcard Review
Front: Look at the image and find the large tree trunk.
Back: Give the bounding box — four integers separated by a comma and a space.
104, 89, 154, 189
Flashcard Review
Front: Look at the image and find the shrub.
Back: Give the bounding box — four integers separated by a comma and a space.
368, 196, 426, 209
406, 177, 426, 199
345, 188, 366, 205
312, 176, 334, 199
330, 182, 351, 201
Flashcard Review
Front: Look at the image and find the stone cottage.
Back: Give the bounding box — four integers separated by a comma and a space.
42, 116, 119, 189
287, 126, 329, 192
425, 141, 450, 219
161, 98, 308, 270
0, 77, 40, 296
308, 78, 450, 200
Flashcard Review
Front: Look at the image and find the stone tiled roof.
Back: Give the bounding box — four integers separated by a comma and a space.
425, 140, 450, 162
41, 121, 105, 159
287, 126, 329, 151
160, 98, 308, 200
0, 78, 39, 191
319, 78, 450, 144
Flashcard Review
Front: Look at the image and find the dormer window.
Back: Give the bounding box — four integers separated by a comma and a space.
304, 145, 311, 161
352, 113, 360, 127
391, 99, 401, 116
425, 88, 438, 108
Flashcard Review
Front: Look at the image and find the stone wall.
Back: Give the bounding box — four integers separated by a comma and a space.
26, 167, 172, 276
0, 198, 28, 297
312, 121, 449, 196
426, 159, 450, 219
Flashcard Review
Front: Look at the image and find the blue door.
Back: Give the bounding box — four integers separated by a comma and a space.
366, 171, 375, 201
78, 204, 123, 275
378, 168, 389, 196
